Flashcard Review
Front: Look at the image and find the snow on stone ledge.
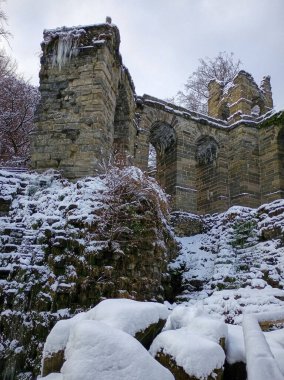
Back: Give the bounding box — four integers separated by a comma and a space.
243, 313, 284, 380
225, 324, 246, 365
86, 298, 170, 336
40, 374, 63, 380
164, 305, 228, 343
42, 312, 87, 358
150, 327, 225, 379
50, 320, 174, 380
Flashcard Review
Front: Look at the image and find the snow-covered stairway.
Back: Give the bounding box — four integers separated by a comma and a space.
170, 205, 284, 322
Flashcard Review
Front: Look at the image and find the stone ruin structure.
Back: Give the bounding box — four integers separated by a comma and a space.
31, 20, 284, 215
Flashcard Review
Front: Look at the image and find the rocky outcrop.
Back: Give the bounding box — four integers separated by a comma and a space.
0, 168, 177, 379
150, 308, 227, 380
170, 212, 204, 237
41, 299, 170, 377
155, 352, 223, 380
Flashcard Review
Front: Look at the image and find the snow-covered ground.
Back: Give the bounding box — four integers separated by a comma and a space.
40, 299, 284, 380
170, 203, 284, 323
2, 168, 284, 379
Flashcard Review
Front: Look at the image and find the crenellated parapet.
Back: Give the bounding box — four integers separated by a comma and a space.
208, 70, 273, 124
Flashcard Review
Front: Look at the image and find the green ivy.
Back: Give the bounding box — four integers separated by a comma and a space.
258, 110, 284, 129
231, 220, 257, 248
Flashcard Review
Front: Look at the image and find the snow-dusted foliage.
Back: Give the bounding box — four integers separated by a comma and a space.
0, 50, 39, 164
0, 167, 175, 379
2, 167, 284, 379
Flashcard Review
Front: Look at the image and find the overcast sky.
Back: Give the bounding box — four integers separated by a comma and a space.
2, 0, 284, 110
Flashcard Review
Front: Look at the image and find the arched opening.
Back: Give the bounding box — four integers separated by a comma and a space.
148, 122, 177, 194
251, 104, 260, 117
195, 135, 220, 213
147, 143, 157, 176
251, 97, 265, 117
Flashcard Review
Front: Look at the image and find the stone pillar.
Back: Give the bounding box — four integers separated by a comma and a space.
227, 71, 255, 123
260, 76, 273, 111
208, 80, 223, 119
31, 23, 133, 179
228, 124, 260, 208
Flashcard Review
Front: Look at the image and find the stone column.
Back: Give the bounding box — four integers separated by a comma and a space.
31, 23, 129, 179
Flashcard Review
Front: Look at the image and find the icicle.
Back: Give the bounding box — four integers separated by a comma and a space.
47, 28, 86, 70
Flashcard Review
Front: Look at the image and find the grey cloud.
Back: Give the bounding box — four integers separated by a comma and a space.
2, 0, 284, 109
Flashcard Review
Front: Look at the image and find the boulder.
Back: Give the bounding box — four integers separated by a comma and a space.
86, 298, 170, 349
42, 299, 170, 376
42, 320, 175, 380
150, 328, 225, 380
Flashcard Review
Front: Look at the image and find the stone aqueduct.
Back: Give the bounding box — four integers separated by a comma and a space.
31, 22, 284, 214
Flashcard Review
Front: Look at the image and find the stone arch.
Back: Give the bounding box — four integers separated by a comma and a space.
195, 135, 219, 165
195, 135, 221, 214
251, 97, 265, 116
148, 121, 177, 194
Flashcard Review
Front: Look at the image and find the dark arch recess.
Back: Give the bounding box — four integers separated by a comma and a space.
149, 122, 177, 155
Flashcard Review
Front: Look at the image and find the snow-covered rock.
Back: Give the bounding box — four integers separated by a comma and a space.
243, 313, 284, 380
164, 305, 227, 344
0, 168, 177, 378
42, 320, 174, 380
42, 299, 170, 376
150, 309, 227, 379
150, 328, 225, 380
86, 298, 169, 336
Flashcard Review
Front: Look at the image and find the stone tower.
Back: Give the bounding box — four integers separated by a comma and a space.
208, 70, 273, 123
31, 22, 136, 178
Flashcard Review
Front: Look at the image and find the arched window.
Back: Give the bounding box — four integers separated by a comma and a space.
148, 122, 177, 192
251, 104, 260, 117
195, 136, 219, 165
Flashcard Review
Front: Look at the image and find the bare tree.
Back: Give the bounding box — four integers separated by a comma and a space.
0, 0, 10, 41
0, 2, 39, 165
176, 52, 242, 114
0, 67, 40, 165
0, 48, 17, 77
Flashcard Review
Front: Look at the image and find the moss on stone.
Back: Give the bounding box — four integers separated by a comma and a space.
258, 110, 284, 129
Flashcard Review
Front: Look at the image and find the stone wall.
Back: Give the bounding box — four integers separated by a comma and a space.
31, 21, 284, 215
259, 112, 284, 204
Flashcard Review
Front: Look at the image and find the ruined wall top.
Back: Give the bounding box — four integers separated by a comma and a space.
41, 20, 121, 71
208, 70, 273, 124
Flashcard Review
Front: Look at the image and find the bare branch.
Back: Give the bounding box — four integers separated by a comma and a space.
176, 52, 242, 114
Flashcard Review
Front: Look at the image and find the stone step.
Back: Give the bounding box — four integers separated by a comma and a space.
0, 265, 12, 279
0, 244, 18, 253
